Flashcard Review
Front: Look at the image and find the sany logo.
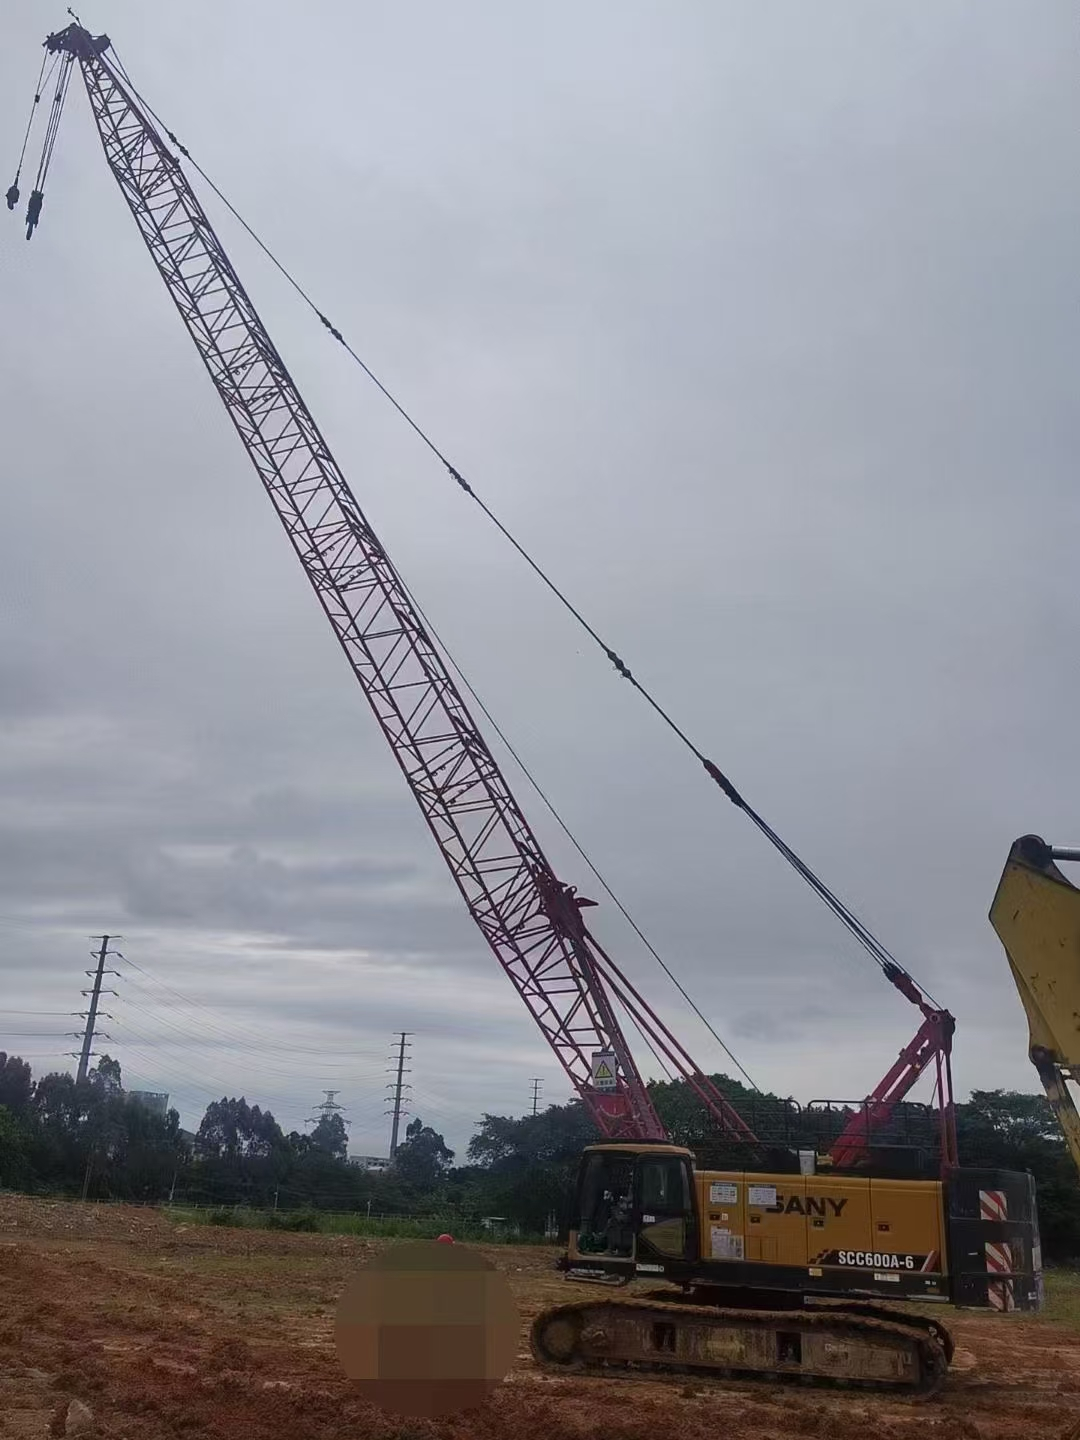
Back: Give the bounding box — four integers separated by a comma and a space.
764, 1195, 849, 1218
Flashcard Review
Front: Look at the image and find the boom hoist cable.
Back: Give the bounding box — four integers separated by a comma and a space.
96, 38, 939, 1021
396, 570, 760, 1092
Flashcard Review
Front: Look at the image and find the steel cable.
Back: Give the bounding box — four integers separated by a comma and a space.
100, 43, 937, 1012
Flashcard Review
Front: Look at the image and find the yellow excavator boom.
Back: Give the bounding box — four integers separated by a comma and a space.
990, 834, 1080, 1174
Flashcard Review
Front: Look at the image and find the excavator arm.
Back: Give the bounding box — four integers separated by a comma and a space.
990, 834, 1080, 1174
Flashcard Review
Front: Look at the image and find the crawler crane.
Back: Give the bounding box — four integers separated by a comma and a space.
11, 21, 1042, 1395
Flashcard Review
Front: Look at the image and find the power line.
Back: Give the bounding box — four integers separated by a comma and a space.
101, 1031, 246, 1102
0, 1032, 78, 1039
115, 992, 385, 1075
106, 1008, 388, 1111
116, 955, 319, 1049
407, 1085, 476, 1123
115, 953, 383, 1057
5, 1051, 73, 1061
0, 914, 76, 932
105, 1011, 318, 1090
103, 1036, 324, 1125
0, 1010, 82, 1016
110, 1011, 389, 1095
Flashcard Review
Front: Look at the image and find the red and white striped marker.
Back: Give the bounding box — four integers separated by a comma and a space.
980, 1189, 1014, 1312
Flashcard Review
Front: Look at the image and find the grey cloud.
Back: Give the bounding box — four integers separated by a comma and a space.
1, 1, 1075, 1149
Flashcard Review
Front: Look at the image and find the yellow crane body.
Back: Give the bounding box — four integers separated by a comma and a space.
532, 1142, 1041, 1394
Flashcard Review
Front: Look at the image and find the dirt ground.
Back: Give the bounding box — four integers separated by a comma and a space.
1, 1196, 1078, 1440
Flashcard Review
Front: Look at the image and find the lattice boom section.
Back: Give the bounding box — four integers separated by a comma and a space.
77, 52, 664, 1139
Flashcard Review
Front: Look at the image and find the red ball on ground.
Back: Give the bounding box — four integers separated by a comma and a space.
435, 1233, 454, 1244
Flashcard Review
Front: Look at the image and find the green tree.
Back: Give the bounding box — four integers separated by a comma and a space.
29, 1071, 88, 1190
958, 1089, 1060, 1154
464, 1100, 596, 1232
648, 1073, 808, 1162
468, 1100, 595, 1169
0, 1103, 31, 1190
286, 1129, 313, 1158
394, 1117, 454, 1190
0, 1054, 34, 1116
189, 1098, 291, 1208
310, 1113, 348, 1161
89, 1054, 124, 1098
195, 1098, 284, 1161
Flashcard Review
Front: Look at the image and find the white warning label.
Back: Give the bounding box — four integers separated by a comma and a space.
591, 1050, 617, 1092
711, 1226, 745, 1261
709, 1182, 738, 1205
747, 1184, 777, 1208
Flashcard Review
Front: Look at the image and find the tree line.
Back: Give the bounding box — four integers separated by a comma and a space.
1, 1050, 1078, 1258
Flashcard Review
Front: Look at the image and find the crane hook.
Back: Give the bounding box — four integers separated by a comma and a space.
25, 188, 43, 240
5, 181, 19, 211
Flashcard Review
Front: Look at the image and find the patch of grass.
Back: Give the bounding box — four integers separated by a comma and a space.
311, 1213, 508, 1242
168, 1205, 547, 1244
266, 1208, 319, 1232
1043, 1267, 1080, 1328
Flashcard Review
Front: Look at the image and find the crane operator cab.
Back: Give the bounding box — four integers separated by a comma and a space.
571, 1143, 698, 1274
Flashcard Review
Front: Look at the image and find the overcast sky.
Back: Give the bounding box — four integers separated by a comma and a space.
0, 2, 1077, 1160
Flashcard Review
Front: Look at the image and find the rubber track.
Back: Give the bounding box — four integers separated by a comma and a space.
646, 1291, 956, 1365
531, 1296, 949, 1398
800, 1296, 955, 1364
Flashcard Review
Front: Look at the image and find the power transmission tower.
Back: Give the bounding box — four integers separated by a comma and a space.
530, 1078, 543, 1116
309, 1089, 349, 1128
385, 1032, 412, 1158
74, 935, 121, 1083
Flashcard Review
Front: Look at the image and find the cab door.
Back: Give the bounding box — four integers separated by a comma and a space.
635, 1152, 698, 1264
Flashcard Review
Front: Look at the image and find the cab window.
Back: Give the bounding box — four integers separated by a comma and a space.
640, 1156, 691, 1213
576, 1153, 635, 1258
637, 1155, 694, 1261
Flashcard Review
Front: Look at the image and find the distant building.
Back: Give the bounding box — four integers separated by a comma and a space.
127, 1090, 170, 1119
349, 1154, 391, 1173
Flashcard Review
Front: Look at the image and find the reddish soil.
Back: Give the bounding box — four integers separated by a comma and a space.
0, 1195, 1078, 1439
